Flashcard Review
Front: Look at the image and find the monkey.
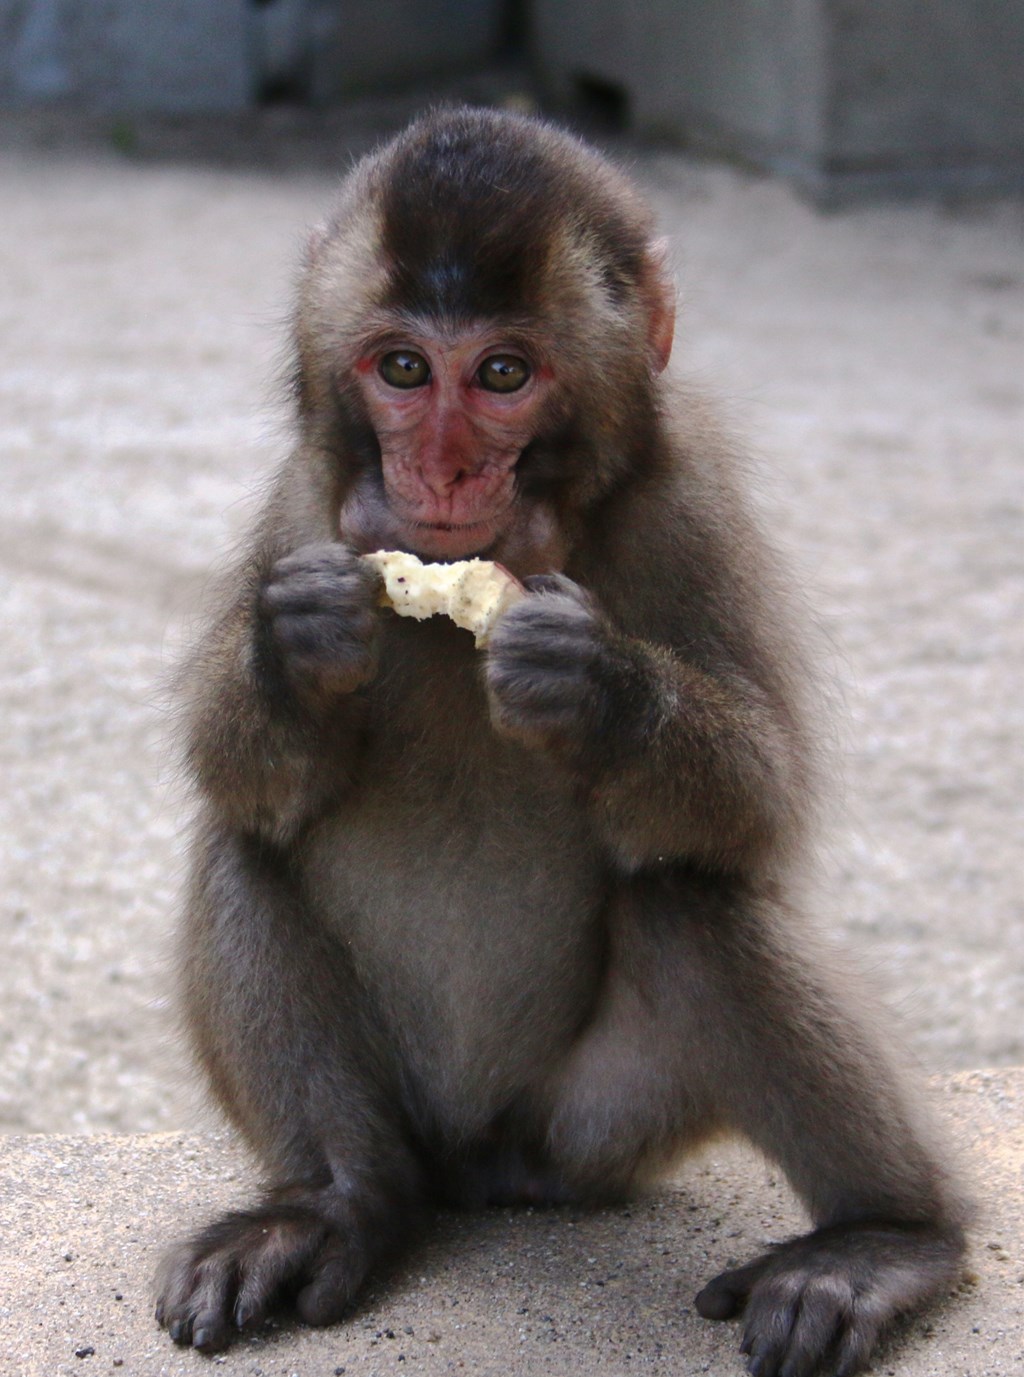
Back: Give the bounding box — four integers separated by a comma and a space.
156, 107, 967, 1375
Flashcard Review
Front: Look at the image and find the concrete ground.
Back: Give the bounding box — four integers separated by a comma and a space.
1, 1070, 1022, 1376
0, 91, 1021, 1372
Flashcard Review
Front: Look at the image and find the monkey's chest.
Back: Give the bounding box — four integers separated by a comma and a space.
301, 621, 608, 1129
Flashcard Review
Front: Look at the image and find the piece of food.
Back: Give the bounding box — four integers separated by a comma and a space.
363, 550, 526, 647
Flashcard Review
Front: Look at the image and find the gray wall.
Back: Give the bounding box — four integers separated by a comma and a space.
0, 0, 253, 112
0, 0, 505, 112
3, 1, 1021, 199
531, 0, 1024, 199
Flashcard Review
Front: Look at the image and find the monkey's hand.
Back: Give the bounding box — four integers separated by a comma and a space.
484, 574, 622, 753
258, 542, 382, 706
485, 571, 801, 873
695, 1221, 965, 1377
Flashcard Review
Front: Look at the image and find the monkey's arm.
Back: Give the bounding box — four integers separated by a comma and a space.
181, 543, 380, 845
485, 575, 807, 874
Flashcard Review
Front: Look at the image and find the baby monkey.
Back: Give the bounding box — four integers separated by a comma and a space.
158, 108, 966, 1376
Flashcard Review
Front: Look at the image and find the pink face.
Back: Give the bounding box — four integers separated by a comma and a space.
343, 328, 554, 562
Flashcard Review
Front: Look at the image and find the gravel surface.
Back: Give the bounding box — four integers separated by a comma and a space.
1, 102, 1021, 1136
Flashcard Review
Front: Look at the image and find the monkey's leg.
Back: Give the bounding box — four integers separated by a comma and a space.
156, 830, 423, 1352
545, 871, 967, 1377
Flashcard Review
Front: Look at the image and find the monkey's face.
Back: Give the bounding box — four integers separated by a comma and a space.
341, 323, 558, 563
299, 108, 675, 572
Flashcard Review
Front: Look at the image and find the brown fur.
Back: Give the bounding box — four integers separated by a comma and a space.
159, 109, 966, 1374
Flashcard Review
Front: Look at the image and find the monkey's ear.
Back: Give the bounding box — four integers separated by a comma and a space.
304, 222, 331, 267
642, 237, 676, 374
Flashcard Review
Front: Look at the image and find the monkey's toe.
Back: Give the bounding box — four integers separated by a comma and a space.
156, 1203, 347, 1350
295, 1249, 365, 1327
695, 1255, 768, 1321
155, 1252, 236, 1353
740, 1272, 850, 1377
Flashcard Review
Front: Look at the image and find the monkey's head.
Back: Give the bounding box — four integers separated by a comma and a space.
294, 107, 675, 569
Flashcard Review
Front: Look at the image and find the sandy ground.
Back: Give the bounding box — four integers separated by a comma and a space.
0, 100, 1022, 1137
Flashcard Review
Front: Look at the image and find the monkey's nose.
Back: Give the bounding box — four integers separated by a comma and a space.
418, 450, 480, 496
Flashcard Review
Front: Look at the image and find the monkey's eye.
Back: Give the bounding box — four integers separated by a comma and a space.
477, 354, 531, 393
379, 350, 431, 389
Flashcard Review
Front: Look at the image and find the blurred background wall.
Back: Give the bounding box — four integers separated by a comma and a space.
1, 0, 1022, 202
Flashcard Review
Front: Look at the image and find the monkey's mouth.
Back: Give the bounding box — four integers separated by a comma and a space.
409, 517, 506, 560
406, 494, 518, 559
414, 519, 500, 539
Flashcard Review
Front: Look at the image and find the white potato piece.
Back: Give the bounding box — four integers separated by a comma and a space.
363, 550, 526, 647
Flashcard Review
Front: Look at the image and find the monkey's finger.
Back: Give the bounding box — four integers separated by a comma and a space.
262, 570, 378, 617
492, 631, 599, 670
500, 590, 597, 631
231, 1216, 329, 1331
695, 1255, 770, 1320
488, 664, 590, 716
231, 1257, 295, 1333
522, 572, 592, 607
272, 609, 379, 656
272, 541, 363, 577
155, 1253, 204, 1346
487, 620, 602, 681
488, 635, 596, 680
830, 1301, 885, 1377
295, 1245, 366, 1327
188, 1310, 233, 1354
737, 1290, 798, 1369
172, 1259, 238, 1353
743, 1269, 857, 1377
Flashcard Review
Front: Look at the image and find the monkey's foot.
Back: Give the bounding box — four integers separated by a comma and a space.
694, 1220, 965, 1377
155, 1202, 369, 1352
